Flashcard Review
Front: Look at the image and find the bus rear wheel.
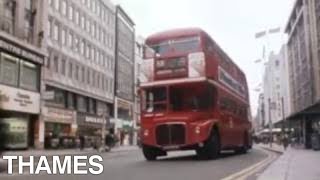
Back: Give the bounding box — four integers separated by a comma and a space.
196, 130, 220, 160
236, 132, 249, 154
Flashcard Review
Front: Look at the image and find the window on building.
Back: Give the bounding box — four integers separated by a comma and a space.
96, 50, 100, 64
0, 53, 19, 87
61, 58, 66, 75
80, 40, 84, 55
61, 28, 66, 45
97, 1, 101, 16
20, 60, 39, 91
68, 62, 73, 78
67, 92, 75, 109
87, 69, 90, 84
92, 0, 96, 13
75, 65, 79, 81
101, 8, 105, 20
87, 0, 91, 9
87, 45, 91, 59
47, 19, 52, 38
88, 98, 96, 114
68, 4, 73, 21
67, 31, 72, 47
91, 23, 95, 37
86, 19, 90, 33
81, 66, 85, 82
24, 0, 34, 43
81, 15, 85, 29
52, 89, 66, 107
92, 48, 95, 61
53, 55, 59, 72
54, 0, 60, 11
53, 23, 59, 41
75, 10, 79, 25
61, 0, 67, 15
77, 95, 87, 112
74, 35, 79, 52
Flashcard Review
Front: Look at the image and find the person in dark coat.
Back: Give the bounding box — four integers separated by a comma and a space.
79, 135, 85, 150
283, 134, 289, 150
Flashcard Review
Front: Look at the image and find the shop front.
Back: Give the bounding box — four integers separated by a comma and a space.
0, 84, 40, 149
114, 98, 134, 145
77, 113, 106, 148
42, 106, 77, 149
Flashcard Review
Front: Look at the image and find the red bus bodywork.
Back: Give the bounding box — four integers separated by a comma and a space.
139, 28, 252, 160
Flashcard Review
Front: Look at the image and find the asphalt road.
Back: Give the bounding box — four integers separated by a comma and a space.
1, 148, 271, 180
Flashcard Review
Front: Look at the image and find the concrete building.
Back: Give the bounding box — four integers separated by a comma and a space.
133, 36, 144, 145
263, 51, 282, 125
285, 0, 320, 148
41, 0, 116, 149
0, 0, 46, 149
113, 5, 135, 145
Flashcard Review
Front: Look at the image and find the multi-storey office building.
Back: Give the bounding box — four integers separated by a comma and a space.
285, 0, 320, 148
113, 5, 135, 145
0, 0, 46, 149
133, 36, 144, 145
42, 0, 116, 148
263, 47, 291, 128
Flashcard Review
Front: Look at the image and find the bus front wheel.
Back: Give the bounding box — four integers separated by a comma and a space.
142, 145, 160, 161
196, 130, 220, 160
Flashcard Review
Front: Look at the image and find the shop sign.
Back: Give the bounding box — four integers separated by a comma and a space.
0, 39, 43, 64
117, 99, 132, 110
0, 84, 40, 114
85, 116, 106, 124
42, 107, 76, 124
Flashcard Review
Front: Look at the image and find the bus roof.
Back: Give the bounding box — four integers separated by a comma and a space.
146, 27, 205, 45
146, 28, 247, 83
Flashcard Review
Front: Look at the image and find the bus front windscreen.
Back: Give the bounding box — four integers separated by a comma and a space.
142, 87, 167, 113
151, 36, 201, 56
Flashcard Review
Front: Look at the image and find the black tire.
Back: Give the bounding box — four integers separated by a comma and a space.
196, 129, 220, 160
236, 132, 249, 154
142, 145, 158, 161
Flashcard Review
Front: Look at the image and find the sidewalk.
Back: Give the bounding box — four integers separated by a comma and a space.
1, 145, 139, 157
258, 144, 320, 180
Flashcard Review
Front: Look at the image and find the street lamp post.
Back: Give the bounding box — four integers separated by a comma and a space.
255, 27, 281, 148
268, 98, 273, 148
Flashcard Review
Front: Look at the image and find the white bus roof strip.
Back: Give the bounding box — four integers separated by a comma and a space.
139, 77, 207, 87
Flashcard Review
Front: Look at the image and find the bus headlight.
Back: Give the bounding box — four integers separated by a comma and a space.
144, 129, 149, 137
195, 126, 201, 134
156, 60, 165, 68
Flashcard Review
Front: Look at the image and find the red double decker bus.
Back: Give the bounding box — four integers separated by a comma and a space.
139, 28, 252, 160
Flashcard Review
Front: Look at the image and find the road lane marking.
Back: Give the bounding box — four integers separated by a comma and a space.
221, 148, 277, 180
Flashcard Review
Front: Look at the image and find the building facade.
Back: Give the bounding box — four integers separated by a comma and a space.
285, 0, 320, 148
0, 0, 46, 149
262, 46, 291, 134
133, 36, 144, 145
41, 0, 116, 149
112, 5, 135, 145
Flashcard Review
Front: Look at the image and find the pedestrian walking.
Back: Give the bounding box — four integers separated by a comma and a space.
283, 134, 289, 150
79, 135, 85, 150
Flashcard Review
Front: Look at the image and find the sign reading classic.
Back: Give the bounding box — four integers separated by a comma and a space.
0, 84, 40, 114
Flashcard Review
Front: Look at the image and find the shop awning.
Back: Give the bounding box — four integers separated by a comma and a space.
287, 100, 320, 120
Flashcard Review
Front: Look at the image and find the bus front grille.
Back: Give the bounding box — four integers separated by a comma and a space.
156, 124, 186, 146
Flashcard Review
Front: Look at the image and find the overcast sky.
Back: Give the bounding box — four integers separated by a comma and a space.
112, 0, 295, 116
